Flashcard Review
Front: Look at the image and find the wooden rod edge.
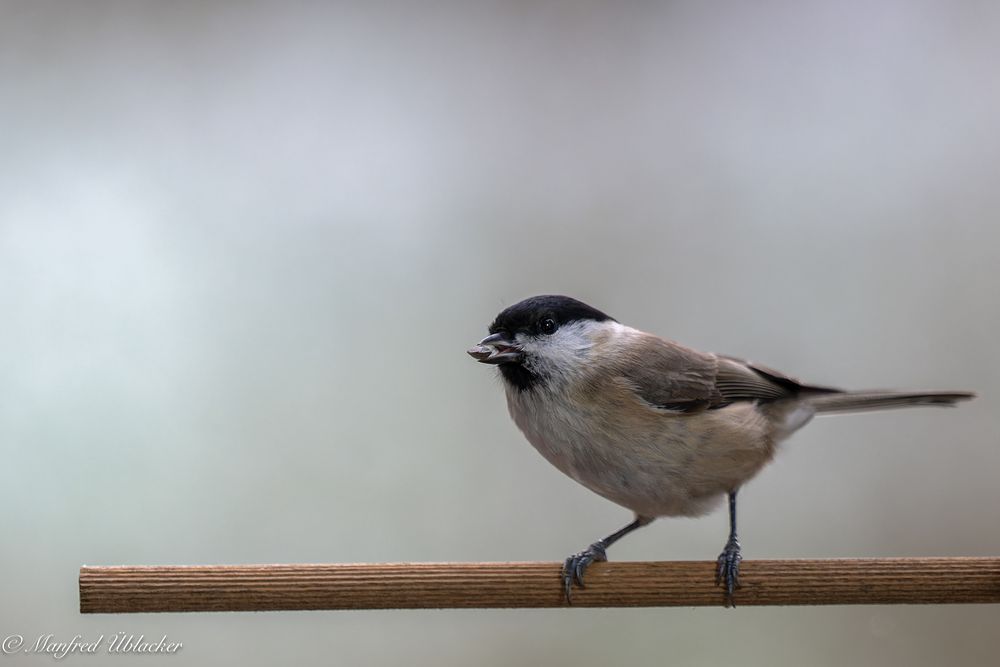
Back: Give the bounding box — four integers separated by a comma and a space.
79, 557, 1000, 613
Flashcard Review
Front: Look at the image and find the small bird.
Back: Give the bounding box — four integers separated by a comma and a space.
467, 295, 975, 604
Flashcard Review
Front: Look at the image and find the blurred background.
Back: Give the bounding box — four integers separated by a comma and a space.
1, 1, 998, 665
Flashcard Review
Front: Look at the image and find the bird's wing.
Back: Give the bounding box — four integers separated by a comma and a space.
717, 354, 842, 399
617, 337, 840, 412
613, 334, 722, 412
714, 356, 802, 402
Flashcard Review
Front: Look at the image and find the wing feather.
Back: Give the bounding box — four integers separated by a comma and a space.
615, 337, 840, 412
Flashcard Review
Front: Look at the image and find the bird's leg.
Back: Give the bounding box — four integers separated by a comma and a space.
715, 489, 742, 607
563, 515, 653, 602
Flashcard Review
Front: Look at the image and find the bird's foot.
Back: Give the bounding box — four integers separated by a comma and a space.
562, 540, 608, 603
715, 537, 742, 607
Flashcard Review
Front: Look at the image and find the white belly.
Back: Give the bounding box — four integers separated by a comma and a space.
505, 386, 784, 517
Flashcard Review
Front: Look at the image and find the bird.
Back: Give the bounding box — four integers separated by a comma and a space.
467, 294, 975, 605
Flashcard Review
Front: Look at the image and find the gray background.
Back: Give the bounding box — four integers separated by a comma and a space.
2, 1, 998, 665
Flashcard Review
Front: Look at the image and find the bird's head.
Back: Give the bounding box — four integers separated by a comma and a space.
467, 295, 616, 390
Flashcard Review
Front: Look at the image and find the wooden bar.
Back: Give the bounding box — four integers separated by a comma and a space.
79, 558, 1000, 613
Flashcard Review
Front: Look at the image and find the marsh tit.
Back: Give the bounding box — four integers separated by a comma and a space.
468, 295, 974, 604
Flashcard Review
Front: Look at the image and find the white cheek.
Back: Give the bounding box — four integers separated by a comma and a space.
515, 322, 602, 386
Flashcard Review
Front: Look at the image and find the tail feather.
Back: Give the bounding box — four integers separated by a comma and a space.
808, 390, 975, 414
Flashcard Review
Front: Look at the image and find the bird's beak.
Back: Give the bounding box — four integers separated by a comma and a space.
467, 332, 524, 364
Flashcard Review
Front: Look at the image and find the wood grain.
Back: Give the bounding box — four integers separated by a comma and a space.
79, 558, 1000, 613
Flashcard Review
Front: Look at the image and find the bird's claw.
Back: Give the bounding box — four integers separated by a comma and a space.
562, 540, 608, 602
715, 537, 742, 607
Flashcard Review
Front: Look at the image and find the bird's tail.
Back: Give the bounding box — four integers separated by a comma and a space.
807, 390, 975, 414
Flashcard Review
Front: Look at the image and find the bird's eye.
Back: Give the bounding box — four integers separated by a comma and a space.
539, 317, 557, 335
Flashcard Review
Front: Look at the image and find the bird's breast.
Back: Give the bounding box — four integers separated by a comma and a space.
503, 382, 779, 517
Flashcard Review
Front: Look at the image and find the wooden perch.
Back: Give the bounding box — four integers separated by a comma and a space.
79, 557, 1000, 613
